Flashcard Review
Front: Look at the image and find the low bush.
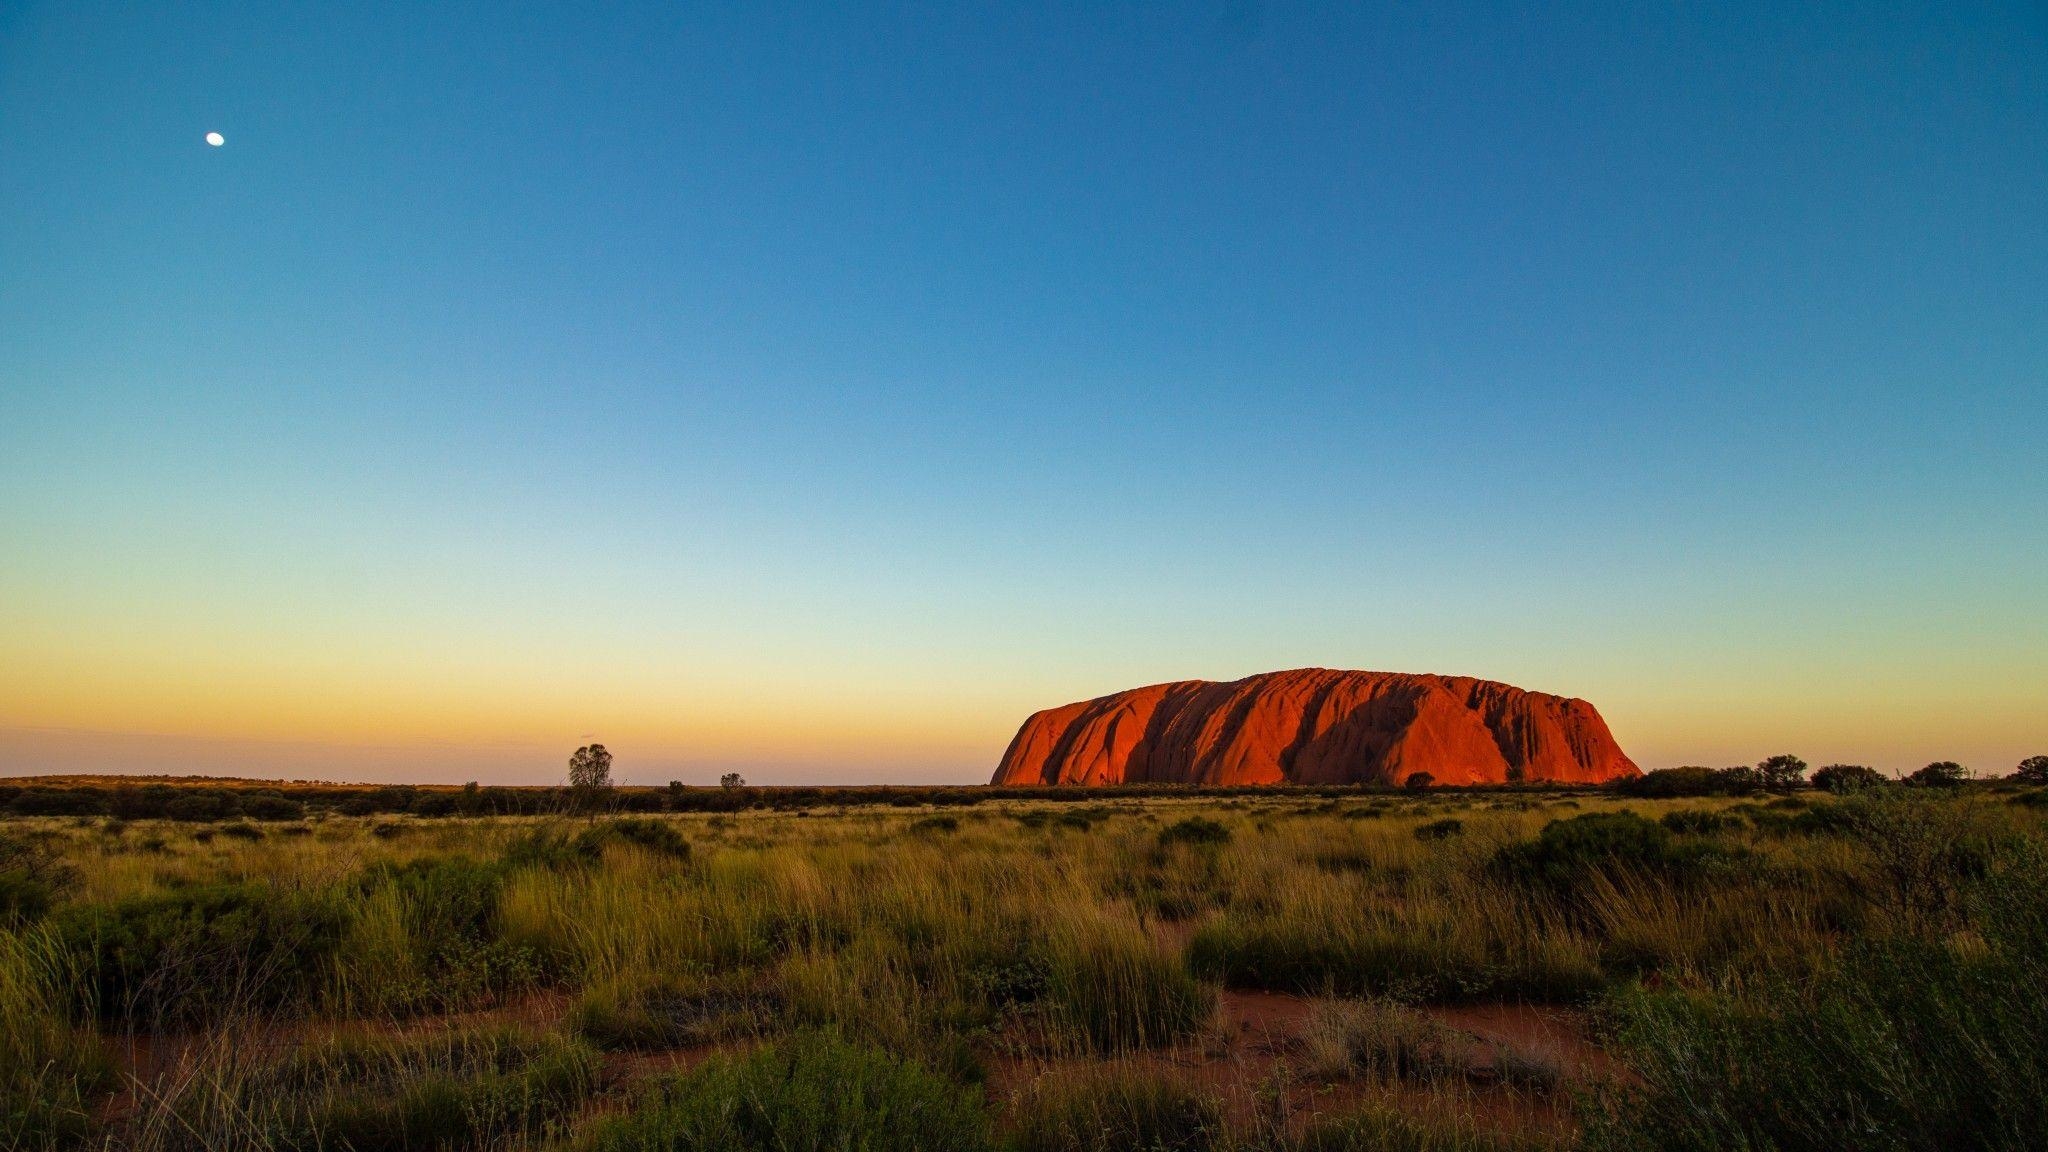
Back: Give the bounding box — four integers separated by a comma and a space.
597, 817, 694, 861
1157, 817, 1231, 848
353, 856, 543, 1011
583, 1032, 992, 1152
240, 790, 307, 821
1811, 764, 1886, 793
1009, 1065, 1223, 1152
1615, 767, 1760, 799
1492, 812, 1732, 904
1582, 839, 2048, 1151
0, 833, 73, 927
570, 972, 782, 1050
169, 1027, 596, 1152
1658, 809, 1738, 835
53, 882, 348, 1026
1905, 761, 1968, 788
502, 825, 604, 870
1415, 818, 1464, 841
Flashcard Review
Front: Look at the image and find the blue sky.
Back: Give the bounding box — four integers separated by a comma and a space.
2, 2, 2044, 783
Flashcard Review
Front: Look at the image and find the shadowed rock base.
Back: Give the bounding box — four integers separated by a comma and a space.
991, 668, 1639, 787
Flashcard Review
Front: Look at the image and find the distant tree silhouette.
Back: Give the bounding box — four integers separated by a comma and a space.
569, 744, 615, 811
2014, 756, 2048, 786
1757, 754, 1808, 792
1905, 760, 1967, 788
720, 772, 746, 789
1812, 763, 1885, 794
1403, 772, 1434, 791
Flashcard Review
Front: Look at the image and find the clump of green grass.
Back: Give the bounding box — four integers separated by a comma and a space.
162, 1026, 597, 1151
570, 971, 783, 1050
1299, 997, 1467, 1083
1042, 915, 1213, 1053
1581, 835, 2048, 1151
1008, 1065, 1224, 1152
583, 1031, 992, 1152
1658, 809, 1739, 835
1, 929, 113, 1150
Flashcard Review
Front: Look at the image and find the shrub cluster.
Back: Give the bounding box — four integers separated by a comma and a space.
583, 1032, 992, 1152
52, 882, 348, 1026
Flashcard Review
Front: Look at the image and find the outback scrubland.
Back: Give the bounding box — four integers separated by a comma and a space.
3, 773, 2045, 1151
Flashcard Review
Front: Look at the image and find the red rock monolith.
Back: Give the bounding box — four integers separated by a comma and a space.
990, 668, 1638, 786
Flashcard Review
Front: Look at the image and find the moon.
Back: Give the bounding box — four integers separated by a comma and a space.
205, 131, 224, 147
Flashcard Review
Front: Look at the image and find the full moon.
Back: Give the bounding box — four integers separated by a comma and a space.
205, 131, 224, 147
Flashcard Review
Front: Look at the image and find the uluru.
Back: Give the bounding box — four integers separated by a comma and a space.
992, 668, 1639, 787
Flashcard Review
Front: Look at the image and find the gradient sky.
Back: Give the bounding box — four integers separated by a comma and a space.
3, 2, 2044, 785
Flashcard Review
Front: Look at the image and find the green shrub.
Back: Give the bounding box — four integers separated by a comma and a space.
1157, 818, 1230, 848
1906, 761, 1968, 788
1616, 767, 1760, 798
1811, 764, 1886, 793
502, 825, 604, 870
1009, 1065, 1223, 1152
1492, 812, 1724, 898
357, 856, 542, 1010
1658, 809, 1738, 835
593, 817, 693, 861
173, 1027, 595, 1152
0, 833, 72, 927
241, 791, 307, 821
570, 973, 782, 1050
1582, 839, 2048, 1151
583, 1032, 992, 1152
52, 882, 347, 1026
909, 815, 960, 835
1414, 818, 1464, 841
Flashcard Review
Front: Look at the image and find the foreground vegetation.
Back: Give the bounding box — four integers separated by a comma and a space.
2, 774, 2044, 1150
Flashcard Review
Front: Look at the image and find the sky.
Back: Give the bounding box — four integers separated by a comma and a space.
2, 2, 2044, 785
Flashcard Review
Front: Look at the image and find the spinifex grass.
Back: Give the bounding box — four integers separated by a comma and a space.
0, 787, 2039, 1149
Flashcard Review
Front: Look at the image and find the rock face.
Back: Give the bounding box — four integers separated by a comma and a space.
991, 668, 1638, 787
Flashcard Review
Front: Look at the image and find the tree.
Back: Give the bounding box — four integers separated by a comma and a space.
1757, 754, 1808, 793
1402, 772, 1434, 792
2013, 755, 2048, 786
1716, 765, 1763, 795
1811, 763, 1885, 794
1905, 760, 1966, 788
569, 744, 615, 809
720, 772, 746, 789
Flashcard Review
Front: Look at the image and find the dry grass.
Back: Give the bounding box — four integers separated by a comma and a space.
0, 786, 2039, 1149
